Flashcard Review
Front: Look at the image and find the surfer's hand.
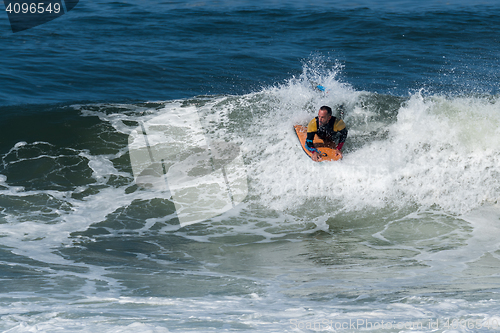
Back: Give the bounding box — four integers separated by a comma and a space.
312, 152, 320, 162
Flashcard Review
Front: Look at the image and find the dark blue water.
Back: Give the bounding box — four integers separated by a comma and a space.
2, 0, 500, 107
2, 1, 500, 331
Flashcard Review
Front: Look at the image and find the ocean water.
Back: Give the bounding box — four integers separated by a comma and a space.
1, 0, 500, 332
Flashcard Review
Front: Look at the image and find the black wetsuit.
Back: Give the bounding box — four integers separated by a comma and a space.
305, 116, 348, 153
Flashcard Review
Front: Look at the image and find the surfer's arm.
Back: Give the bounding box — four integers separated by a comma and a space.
305, 132, 321, 154
336, 127, 348, 150
305, 119, 322, 154
332, 119, 348, 151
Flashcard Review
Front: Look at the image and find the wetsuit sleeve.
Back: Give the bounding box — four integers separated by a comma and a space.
334, 119, 348, 150
305, 119, 321, 154
305, 132, 320, 153
336, 127, 348, 150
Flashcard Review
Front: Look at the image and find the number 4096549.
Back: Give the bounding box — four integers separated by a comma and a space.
5, 2, 61, 14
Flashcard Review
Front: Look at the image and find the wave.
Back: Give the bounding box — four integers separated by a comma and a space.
0, 63, 499, 242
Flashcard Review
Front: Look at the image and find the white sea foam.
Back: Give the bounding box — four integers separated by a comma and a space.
243, 84, 500, 215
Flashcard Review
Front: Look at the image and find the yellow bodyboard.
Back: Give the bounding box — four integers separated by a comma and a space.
293, 125, 342, 162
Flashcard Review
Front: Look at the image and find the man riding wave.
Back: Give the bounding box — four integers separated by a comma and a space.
305, 105, 348, 162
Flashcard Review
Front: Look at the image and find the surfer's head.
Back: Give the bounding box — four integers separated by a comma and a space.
318, 106, 332, 126
319, 105, 332, 115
